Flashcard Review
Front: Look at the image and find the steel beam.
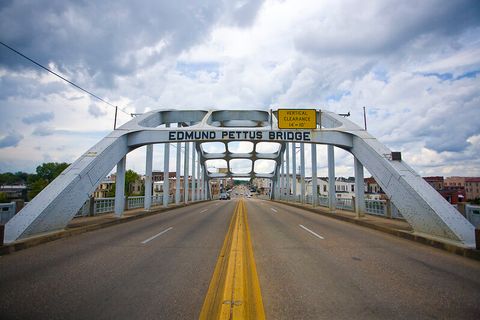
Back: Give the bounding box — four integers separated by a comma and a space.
300, 143, 305, 204
311, 143, 317, 207
328, 145, 336, 212
292, 142, 297, 202
163, 139, 170, 207
114, 156, 126, 217
175, 141, 181, 204
354, 157, 365, 217
144, 144, 153, 210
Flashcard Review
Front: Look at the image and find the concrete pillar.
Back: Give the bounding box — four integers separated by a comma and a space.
285, 143, 290, 201
273, 175, 278, 199
280, 158, 285, 200
144, 144, 153, 210
184, 142, 190, 204
292, 142, 297, 201
354, 157, 365, 218
277, 172, 281, 199
300, 143, 305, 204
206, 178, 211, 200
192, 143, 196, 202
200, 164, 205, 200
311, 143, 317, 207
163, 139, 170, 207
114, 156, 126, 217
88, 196, 95, 217
197, 152, 201, 201
328, 145, 336, 212
175, 141, 181, 204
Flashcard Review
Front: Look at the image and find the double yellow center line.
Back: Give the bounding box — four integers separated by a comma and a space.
200, 199, 265, 320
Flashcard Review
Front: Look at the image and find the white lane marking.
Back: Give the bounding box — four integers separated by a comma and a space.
141, 227, 173, 244
271, 208, 278, 213
200, 209, 208, 213
299, 224, 325, 240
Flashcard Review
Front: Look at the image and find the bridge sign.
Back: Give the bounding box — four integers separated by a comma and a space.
278, 109, 316, 129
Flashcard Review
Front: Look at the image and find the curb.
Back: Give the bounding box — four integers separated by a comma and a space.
0, 200, 210, 256
274, 200, 480, 262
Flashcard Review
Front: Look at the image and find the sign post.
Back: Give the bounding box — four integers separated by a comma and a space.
278, 109, 317, 129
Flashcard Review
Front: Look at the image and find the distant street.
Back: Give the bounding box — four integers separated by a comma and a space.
1, 198, 479, 319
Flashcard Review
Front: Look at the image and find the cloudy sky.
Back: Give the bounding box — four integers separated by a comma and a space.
0, 0, 479, 178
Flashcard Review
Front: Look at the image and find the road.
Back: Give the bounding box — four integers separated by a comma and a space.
1, 198, 479, 319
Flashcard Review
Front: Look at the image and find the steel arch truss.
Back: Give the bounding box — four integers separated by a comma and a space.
4, 110, 475, 247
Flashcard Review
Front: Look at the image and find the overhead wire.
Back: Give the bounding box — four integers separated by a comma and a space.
0, 40, 130, 116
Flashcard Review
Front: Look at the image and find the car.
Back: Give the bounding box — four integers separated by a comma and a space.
219, 192, 229, 200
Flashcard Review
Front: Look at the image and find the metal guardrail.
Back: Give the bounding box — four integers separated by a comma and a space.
127, 196, 144, 209
0, 202, 16, 224
365, 199, 386, 216
466, 205, 480, 227
74, 194, 198, 218
285, 195, 405, 220
95, 198, 115, 214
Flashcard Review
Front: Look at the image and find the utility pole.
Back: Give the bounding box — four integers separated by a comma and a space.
114, 106, 118, 130
363, 106, 367, 131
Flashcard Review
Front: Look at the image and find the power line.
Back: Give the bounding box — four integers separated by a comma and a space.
0, 40, 129, 115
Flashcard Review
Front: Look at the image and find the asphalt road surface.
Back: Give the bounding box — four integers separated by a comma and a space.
1, 198, 479, 319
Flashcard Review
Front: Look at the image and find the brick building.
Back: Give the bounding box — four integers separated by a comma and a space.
445, 177, 480, 201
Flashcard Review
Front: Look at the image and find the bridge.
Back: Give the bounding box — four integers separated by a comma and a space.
1, 109, 479, 319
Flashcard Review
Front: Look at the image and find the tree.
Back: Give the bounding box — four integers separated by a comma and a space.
35, 162, 69, 182
0, 192, 8, 203
104, 170, 141, 197
125, 170, 141, 196
28, 178, 49, 200
27, 162, 70, 199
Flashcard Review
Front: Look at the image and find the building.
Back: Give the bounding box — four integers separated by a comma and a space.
465, 178, 480, 201
152, 171, 176, 182
423, 176, 444, 191
445, 177, 480, 201
92, 177, 115, 198
365, 177, 383, 194
439, 188, 466, 204
251, 178, 271, 195
0, 185, 27, 202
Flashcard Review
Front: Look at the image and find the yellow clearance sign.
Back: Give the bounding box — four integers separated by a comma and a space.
278, 109, 317, 129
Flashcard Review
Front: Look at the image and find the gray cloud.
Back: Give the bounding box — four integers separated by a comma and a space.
22, 112, 55, 124
0, 0, 263, 89
32, 126, 55, 136
0, 131, 23, 148
0, 74, 66, 100
88, 104, 107, 118
295, 1, 480, 57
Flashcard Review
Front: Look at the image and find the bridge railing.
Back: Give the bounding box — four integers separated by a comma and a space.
127, 196, 144, 209
466, 205, 480, 228
74, 194, 191, 218
0, 202, 16, 225
284, 195, 405, 220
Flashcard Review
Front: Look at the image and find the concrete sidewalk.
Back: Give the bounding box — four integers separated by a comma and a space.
274, 199, 480, 261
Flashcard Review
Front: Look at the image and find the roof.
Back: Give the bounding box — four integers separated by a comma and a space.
423, 176, 444, 182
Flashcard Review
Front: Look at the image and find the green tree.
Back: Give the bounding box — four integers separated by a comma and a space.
125, 170, 141, 196
0, 192, 9, 203
104, 170, 141, 197
35, 162, 69, 182
107, 183, 116, 197
28, 178, 49, 200
27, 162, 70, 200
